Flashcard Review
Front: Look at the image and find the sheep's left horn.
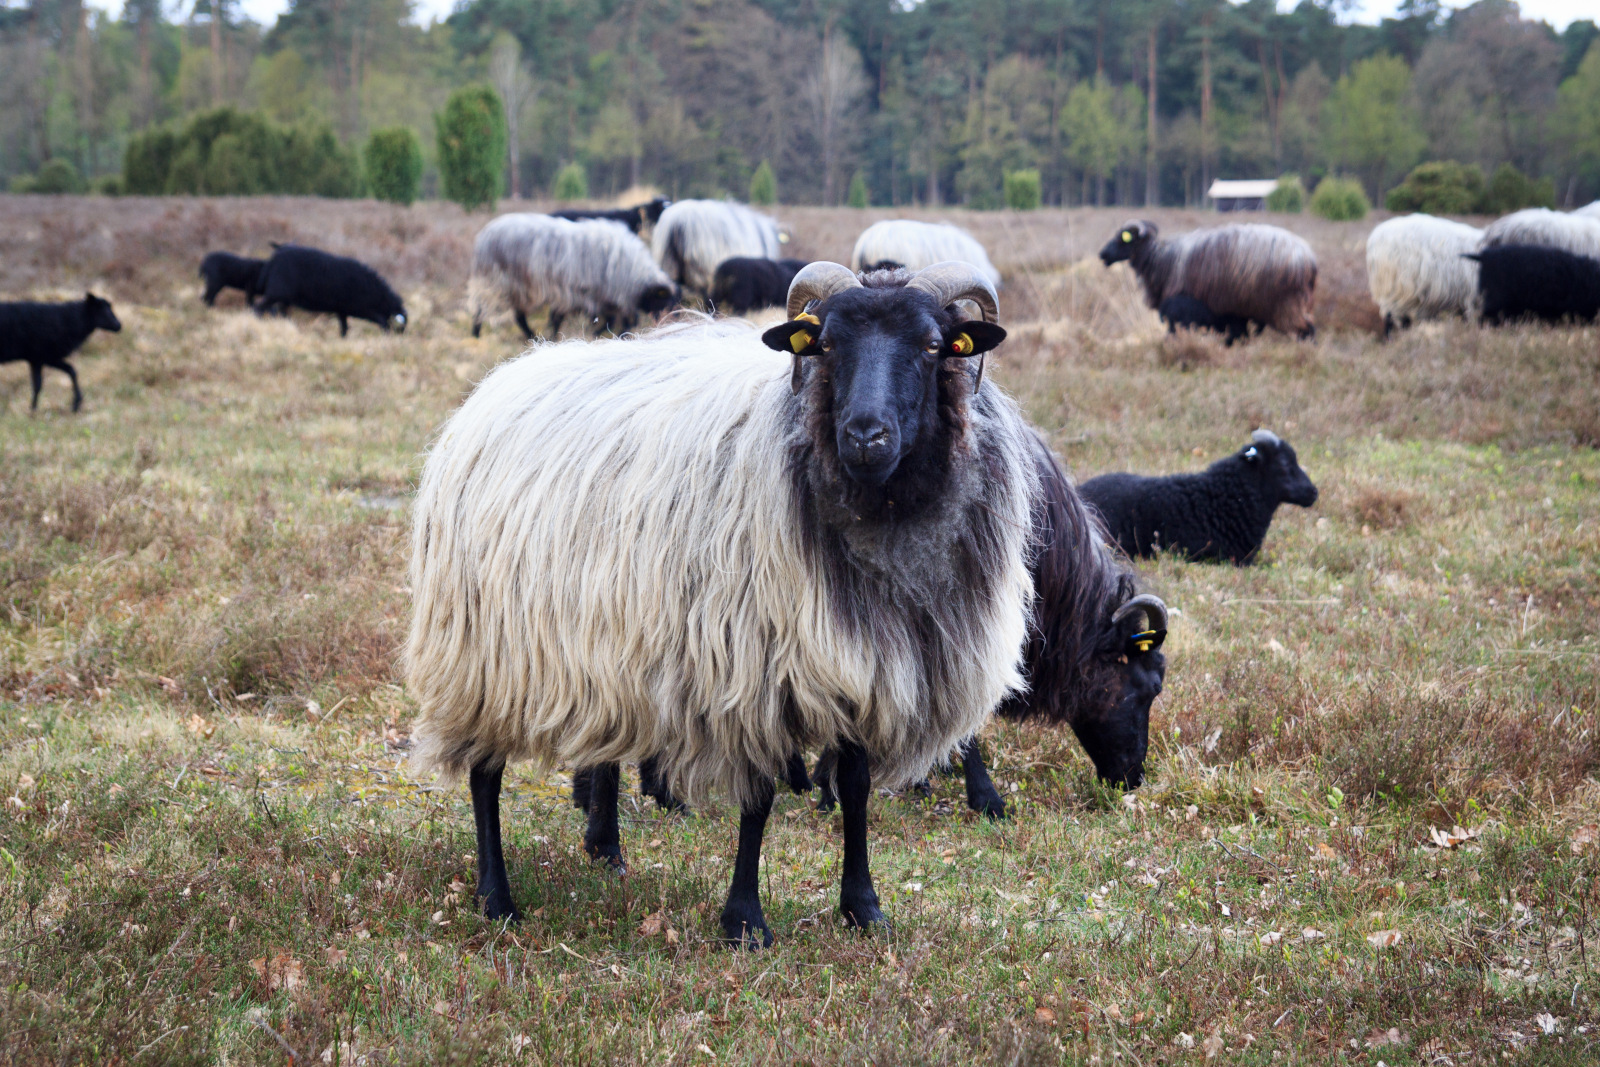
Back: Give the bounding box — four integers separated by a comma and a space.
786, 261, 862, 319
906, 261, 999, 323
1112, 594, 1168, 634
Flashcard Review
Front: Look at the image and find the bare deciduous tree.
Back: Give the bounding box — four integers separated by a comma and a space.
489, 33, 538, 199
806, 27, 867, 206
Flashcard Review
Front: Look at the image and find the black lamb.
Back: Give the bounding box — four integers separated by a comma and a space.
0, 292, 122, 412
253, 245, 407, 337
1080, 430, 1318, 565
1464, 245, 1600, 325
710, 257, 810, 315
1158, 293, 1253, 344
198, 252, 268, 306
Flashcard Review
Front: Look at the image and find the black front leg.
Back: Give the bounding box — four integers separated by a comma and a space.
470, 761, 519, 922
62, 363, 82, 413
782, 752, 813, 795
28, 362, 43, 411
582, 762, 626, 871
720, 777, 774, 949
960, 736, 1007, 820
545, 311, 564, 340
515, 310, 534, 339
338, 314, 349, 337
835, 740, 886, 931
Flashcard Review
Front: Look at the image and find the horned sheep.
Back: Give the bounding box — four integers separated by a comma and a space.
1080, 430, 1319, 565
407, 261, 1037, 947
850, 219, 1002, 289
1365, 214, 1484, 335
1100, 220, 1318, 339
651, 200, 783, 297
468, 214, 677, 340
1478, 208, 1600, 261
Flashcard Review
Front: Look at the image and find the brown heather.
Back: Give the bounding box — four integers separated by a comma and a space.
0, 196, 1595, 1065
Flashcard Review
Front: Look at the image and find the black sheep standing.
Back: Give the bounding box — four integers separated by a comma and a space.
1080, 430, 1318, 565
198, 252, 268, 306
1464, 245, 1600, 325
254, 245, 408, 337
0, 293, 122, 412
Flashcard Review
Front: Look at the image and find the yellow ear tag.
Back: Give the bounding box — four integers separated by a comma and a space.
949, 332, 973, 356
1135, 637, 1154, 653
789, 330, 813, 354
794, 312, 820, 326
1122, 231, 1133, 243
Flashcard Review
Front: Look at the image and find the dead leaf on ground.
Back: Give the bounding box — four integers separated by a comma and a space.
186, 713, 214, 739
1202, 1030, 1224, 1058
250, 953, 304, 991
324, 947, 347, 967
1428, 825, 1479, 850
1365, 1027, 1406, 1048
1366, 929, 1403, 949
1571, 826, 1597, 854
1034, 1007, 1057, 1026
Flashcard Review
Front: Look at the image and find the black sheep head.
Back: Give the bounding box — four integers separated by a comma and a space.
1241, 429, 1318, 508
636, 284, 678, 316
1099, 220, 1157, 267
85, 292, 121, 333
1070, 595, 1168, 790
762, 261, 1005, 487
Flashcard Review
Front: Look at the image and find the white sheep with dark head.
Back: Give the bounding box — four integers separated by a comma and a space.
407, 260, 1037, 948
1365, 213, 1484, 336
467, 213, 677, 340
650, 200, 783, 297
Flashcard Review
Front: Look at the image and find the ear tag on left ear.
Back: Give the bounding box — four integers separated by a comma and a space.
794, 312, 820, 326
789, 330, 813, 354
949, 332, 974, 356
1122, 231, 1133, 243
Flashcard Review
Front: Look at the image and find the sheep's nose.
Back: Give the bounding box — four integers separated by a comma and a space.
843, 418, 891, 454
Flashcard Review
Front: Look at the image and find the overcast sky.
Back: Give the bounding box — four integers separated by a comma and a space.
84, 0, 1596, 36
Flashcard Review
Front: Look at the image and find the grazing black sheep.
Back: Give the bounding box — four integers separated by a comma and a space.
549, 197, 670, 235
1464, 245, 1600, 325
0, 292, 122, 412
1080, 430, 1318, 565
710, 258, 810, 315
1158, 293, 1253, 344
253, 245, 407, 337
198, 252, 268, 306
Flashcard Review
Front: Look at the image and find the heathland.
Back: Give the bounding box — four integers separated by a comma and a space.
0, 196, 1596, 1065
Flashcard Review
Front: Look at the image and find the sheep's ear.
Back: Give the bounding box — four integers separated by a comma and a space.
945, 321, 1006, 357
761, 319, 820, 356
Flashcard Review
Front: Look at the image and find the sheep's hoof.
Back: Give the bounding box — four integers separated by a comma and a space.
968, 789, 1008, 821
815, 786, 838, 812
839, 894, 888, 934
585, 843, 627, 875
479, 886, 521, 924
720, 903, 773, 950
910, 779, 932, 798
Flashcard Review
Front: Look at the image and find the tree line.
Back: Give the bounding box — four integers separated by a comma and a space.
2, 0, 1597, 209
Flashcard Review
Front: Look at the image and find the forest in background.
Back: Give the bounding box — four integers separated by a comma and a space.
2, 0, 1599, 208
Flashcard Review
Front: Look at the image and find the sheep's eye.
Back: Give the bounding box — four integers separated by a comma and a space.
924, 340, 941, 354
820, 340, 833, 353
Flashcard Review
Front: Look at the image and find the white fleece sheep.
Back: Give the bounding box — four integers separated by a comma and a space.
1365, 213, 1484, 333
650, 200, 783, 296
405, 320, 1037, 808
1479, 208, 1600, 260
1572, 201, 1600, 220
467, 213, 674, 338
850, 219, 1003, 289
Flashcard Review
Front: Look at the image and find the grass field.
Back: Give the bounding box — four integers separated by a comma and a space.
1, 195, 1597, 1066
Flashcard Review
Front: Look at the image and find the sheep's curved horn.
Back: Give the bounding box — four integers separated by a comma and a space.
1112, 593, 1168, 634
905, 261, 999, 323
786, 261, 863, 319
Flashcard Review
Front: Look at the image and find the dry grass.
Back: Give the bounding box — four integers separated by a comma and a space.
1, 195, 1597, 1065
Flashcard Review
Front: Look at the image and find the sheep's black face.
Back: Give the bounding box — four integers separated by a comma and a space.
637, 284, 677, 315
1099, 221, 1154, 267
84, 293, 122, 333
1073, 648, 1165, 789
763, 287, 1004, 487
1244, 437, 1318, 508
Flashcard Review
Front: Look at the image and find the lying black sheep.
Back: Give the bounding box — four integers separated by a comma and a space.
0, 292, 122, 412
254, 245, 407, 336
1081, 430, 1318, 564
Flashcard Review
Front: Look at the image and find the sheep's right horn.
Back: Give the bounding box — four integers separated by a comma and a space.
786, 261, 863, 319
905, 261, 999, 323
1112, 594, 1168, 634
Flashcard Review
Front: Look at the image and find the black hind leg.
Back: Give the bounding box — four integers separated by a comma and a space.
515, 311, 534, 339
813, 747, 839, 811
783, 752, 812, 795
470, 762, 519, 922
28, 363, 43, 411
583, 762, 626, 871
338, 314, 349, 337
638, 755, 685, 812
959, 737, 1007, 820
61, 363, 82, 413
545, 311, 564, 340
571, 767, 594, 811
